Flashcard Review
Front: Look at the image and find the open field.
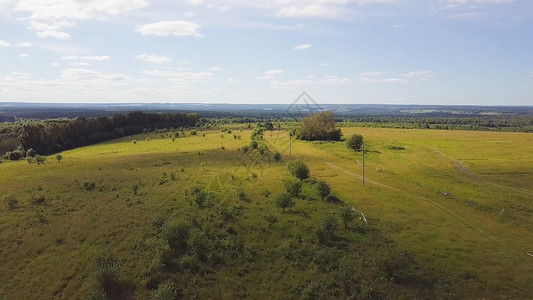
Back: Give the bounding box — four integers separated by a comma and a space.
1, 126, 532, 299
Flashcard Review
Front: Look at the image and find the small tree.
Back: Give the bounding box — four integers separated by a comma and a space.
9, 150, 23, 161
287, 160, 310, 180
346, 134, 364, 151
340, 206, 356, 228
132, 140, 137, 145
316, 180, 330, 200
283, 179, 302, 197
275, 192, 294, 212
56, 154, 63, 163
35, 155, 46, 165
316, 216, 338, 243
299, 111, 342, 141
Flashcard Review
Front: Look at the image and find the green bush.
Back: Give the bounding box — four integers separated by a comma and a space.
346, 134, 364, 151
26, 157, 35, 164
56, 154, 63, 162
30, 194, 46, 205
250, 140, 258, 149
316, 180, 331, 200
190, 130, 197, 136
9, 150, 23, 161
325, 194, 342, 204
150, 282, 180, 300
275, 192, 294, 212
316, 216, 338, 243
274, 152, 282, 161
35, 155, 46, 165
283, 179, 302, 197
340, 206, 356, 228
287, 160, 310, 180
83, 181, 96, 191
26, 148, 36, 157
165, 222, 190, 253
87, 251, 123, 300
4, 193, 18, 210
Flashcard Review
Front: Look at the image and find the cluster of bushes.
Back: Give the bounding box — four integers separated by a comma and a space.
299, 111, 342, 141
241, 125, 281, 163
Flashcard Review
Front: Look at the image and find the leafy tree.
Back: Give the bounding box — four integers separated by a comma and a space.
299, 111, 342, 141
132, 140, 137, 145
56, 153, 63, 163
264, 122, 274, 130
287, 160, 310, 180
340, 206, 356, 228
250, 140, 258, 149
283, 179, 302, 197
275, 192, 295, 212
346, 134, 364, 151
316, 180, 330, 200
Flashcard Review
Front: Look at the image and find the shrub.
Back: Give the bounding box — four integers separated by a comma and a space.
87, 251, 123, 300
4, 193, 18, 210
325, 194, 342, 204
132, 182, 143, 195
340, 206, 356, 228
9, 150, 23, 161
264, 215, 278, 227
150, 282, 180, 300
346, 134, 364, 151
56, 154, 63, 162
35, 155, 46, 165
283, 179, 302, 197
316, 216, 338, 243
194, 190, 212, 208
274, 152, 281, 161
316, 180, 330, 200
26, 157, 35, 164
132, 140, 137, 145
242, 146, 250, 153
83, 181, 96, 191
26, 148, 36, 157
275, 192, 294, 212
261, 190, 271, 199
250, 140, 258, 149
30, 194, 46, 205
164, 222, 190, 253
287, 160, 310, 180
237, 189, 247, 201
190, 130, 197, 136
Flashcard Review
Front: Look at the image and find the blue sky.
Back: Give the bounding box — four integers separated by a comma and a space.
0, 0, 532, 105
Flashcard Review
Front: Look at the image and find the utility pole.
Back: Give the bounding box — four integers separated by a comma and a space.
289, 133, 292, 159
362, 144, 365, 186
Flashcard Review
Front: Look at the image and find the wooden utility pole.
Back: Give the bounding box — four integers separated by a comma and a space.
289, 134, 292, 159
362, 144, 365, 186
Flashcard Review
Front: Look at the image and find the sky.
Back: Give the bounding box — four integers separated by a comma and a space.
0, 0, 532, 105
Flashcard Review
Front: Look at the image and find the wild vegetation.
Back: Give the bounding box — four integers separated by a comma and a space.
0, 117, 532, 299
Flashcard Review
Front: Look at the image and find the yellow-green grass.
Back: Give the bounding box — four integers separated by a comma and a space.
0, 127, 531, 299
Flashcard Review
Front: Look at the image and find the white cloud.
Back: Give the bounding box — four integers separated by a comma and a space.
184, 11, 196, 18
270, 79, 314, 89
12, 0, 148, 39
136, 54, 172, 64
359, 70, 433, 83
19, 53, 29, 58
275, 0, 398, 18
37, 30, 71, 39
209, 67, 224, 71
70, 62, 91, 66
16, 42, 32, 47
0, 39, 11, 47
61, 55, 110, 61
446, 0, 516, 4
136, 21, 203, 37
293, 43, 311, 50
186, 0, 203, 5
227, 78, 240, 84
142, 69, 213, 81
258, 69, 283, 79
322, 75, 350, 85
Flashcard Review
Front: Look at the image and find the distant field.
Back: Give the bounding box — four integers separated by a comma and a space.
0, 126, 532, 299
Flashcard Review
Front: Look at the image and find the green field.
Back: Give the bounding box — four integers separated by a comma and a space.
1, 126, 532, 299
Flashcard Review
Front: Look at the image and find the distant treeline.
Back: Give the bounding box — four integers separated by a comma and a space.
338, 115, 533, 132
14, 111, 199, 155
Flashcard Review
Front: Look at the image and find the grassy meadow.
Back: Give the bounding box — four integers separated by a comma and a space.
0, 125, 532, 299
